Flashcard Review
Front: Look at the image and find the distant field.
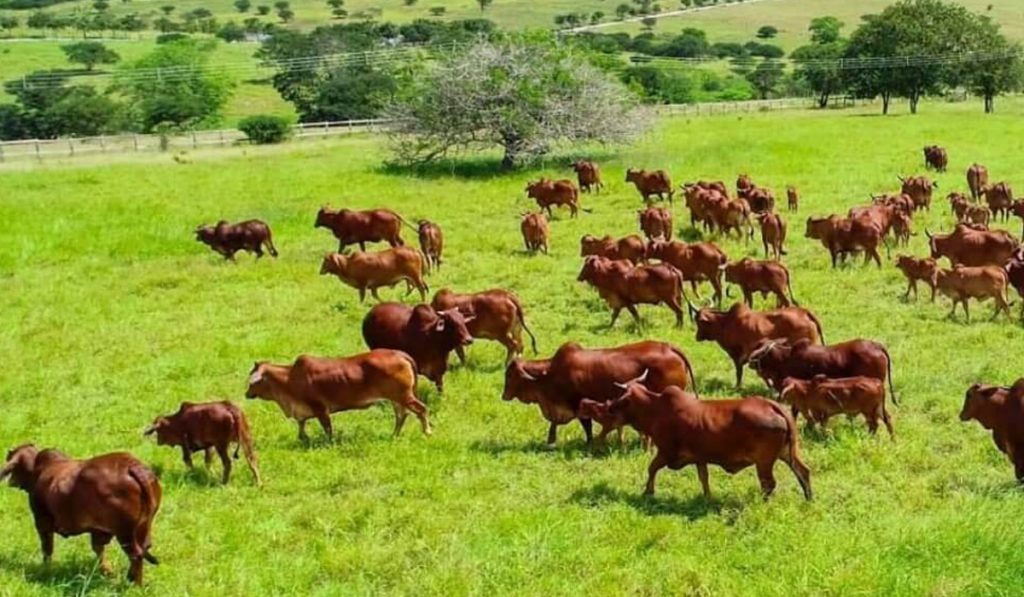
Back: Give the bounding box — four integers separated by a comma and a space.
3, 98, 1024, 595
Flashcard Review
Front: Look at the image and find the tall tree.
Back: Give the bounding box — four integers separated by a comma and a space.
962, 16, 1023, 113
808, 16, 843, 44
61, 41, 120, 71
745, 59, 785, 99
792, 17, 846, 108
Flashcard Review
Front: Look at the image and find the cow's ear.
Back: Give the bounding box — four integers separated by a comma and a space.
248, 368, 263, 385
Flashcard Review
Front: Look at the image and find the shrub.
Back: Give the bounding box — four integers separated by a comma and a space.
156, 32, 190, 44
238, 114, 292, 144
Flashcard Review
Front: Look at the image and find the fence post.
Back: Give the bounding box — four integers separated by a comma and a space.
324, 121, 329, 136
220, 130, 225, 146
35, 141, 41, 160
68, 139, 74, 156
192, 132, 197, 149
133, 135, 139, 152
99, 136, 105, 152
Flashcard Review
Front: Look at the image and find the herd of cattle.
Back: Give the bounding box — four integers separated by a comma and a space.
6, 148, 1024, 587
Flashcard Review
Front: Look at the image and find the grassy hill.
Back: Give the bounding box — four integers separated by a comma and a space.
2, 99, 1024, 594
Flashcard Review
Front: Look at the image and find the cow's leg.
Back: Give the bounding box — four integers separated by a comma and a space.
733, 358, 744, 389
643, 451, 669, 496
118, 534, 145, 586
370, 288, 383, 302
91, 532, 114, 576
696, 463, 712, 500
403, 394, 431, 436
314, 408, 334, 442
546, 422, 559, 448
358, 287, 366, 303
391, 402, 409, 437
880, 406, 895, 440
756, 461, 777, 498
904, 279, 915, 300
742, 290, 753, 307
963, 299, 971, 323
689, 280, 702, 300
215, 444, 232, 484
1014, 449, 1024, 483
181, 446, 194, 469
297, 419, 310, 443
608, 307, 622, 328
35, 519, 54, 564
203, 447, 213, 468
830, 249, 838, 268
668, 300, 684, 328
866, 414, 879, 435
870, 248, 882, 268
579, 417, 594, 445
625, 304, 643, 329
359, 242, 367, 251
455, 345, 467, 365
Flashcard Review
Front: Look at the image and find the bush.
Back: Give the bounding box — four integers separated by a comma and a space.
156, 32, 190, 44
238, 114, 291, 144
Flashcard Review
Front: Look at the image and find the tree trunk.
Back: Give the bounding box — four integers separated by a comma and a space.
882, 91, 891, 115
501, 133, 522, 170
909, 91, 920, 114
818, 90, 830, 109
985, 94, 994, 114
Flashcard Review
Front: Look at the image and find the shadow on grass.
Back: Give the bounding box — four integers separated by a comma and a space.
569, 481, 741, 520
699, 375, 772, 398
470, 436, 602, 459
2, 553, 118, 595
377, 150, 621, 181
158, 465, 225, 488
677, 227, 705, 242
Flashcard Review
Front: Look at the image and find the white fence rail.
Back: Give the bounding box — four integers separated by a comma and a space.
0, 99, 855, 162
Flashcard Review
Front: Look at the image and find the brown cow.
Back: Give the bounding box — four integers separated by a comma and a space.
723, 258, 797, 308
1, 445, 161, 585
936, 264, 1011, 321
362, 303, 474, 392
571, 160, 604, 194
646, 239, 727, 305
736, 173, 754, 198
849, 203, 897, 239
874, 192, 915, 216
417, 219, 443, 272
747, 338, 896, 402
501, 341, 697, 447
923, 145, 948, 172
757, 212, 787, 259
786, 186, 799, 212
780, 375, 893, 438
965, 205, 991, 228
245, 350, 431, 440
520, 212, 550, 255
526, 178, 581, 218
579, 234, 646, 264
626, 168, 674, 204
577, 256, 688, 328
692, 302, 824, 388
195, 219, 278, 260
805, 215, 885, 268
895, 255, 939, 301
967, 163, 989, 201
893, 211, 914, 246
320, 247, 429, 303
960, 380, 1024, 482
709, 198, 753, 240
1012, 200, 1024, 238
949, 192, 971, 222
982, 182, 1014, 221
144, 401, 261, 486
601, 382, 812, 500
638, 206, 673, 241
682, 184, 723, 232
927, 224, 1019, 266
899, 175, 936, 212
746, 187, 775, 214
315, 207, 408, 252
1005, 251, 1024, 319
431, 288, 538, 364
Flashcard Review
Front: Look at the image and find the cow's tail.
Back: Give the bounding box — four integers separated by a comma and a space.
230, 404, 262, 486
397, 350, 420, 381
768, 399, 812, 501
786, 269, 799, 306
880, 345, 899, 406
396, 215, 420, 233
671, 346, 699, 399
264, 227, 279, 258
807, 310, 825, 345
127, 465, 160, 565
513, 298, 539, 355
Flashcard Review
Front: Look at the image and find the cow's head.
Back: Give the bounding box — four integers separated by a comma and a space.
194, 225, 216, 245
722, 259, 750, 285
607, 378, 658, 419
645, 239, 667, 261
245, 362, 272, 400
804, 217, 831, 240
624, 169, 640, 183
314, 207, 333, 229
320, 253, 347, 276
432, 308, 475, 350
692, 307, 725, 342
143, 415, 181, 446
576, 255, 604, 284
747, 339, 792, 373
0, 444, 39, 490
924, 229, 946, 259
502, 359, 549, 403
579, 234, 600, 257
960, 383, 1006, 426
778, 376, 809, 406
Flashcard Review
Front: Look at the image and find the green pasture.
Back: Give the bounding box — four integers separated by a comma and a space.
2, 98, 1024, 595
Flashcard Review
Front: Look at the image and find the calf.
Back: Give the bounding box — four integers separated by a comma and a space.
571, 160, 604, 194
692, 302, 824, 388
580, 234, 645, 264
967, 163, 989, 201
577, 256, 687, 328
982, 182, 1014, 221
638, 206, 673, 241
195, 219, 278, 260
786, 186, 799, 212
417, 219, 444, 272
646, 239, 727, 305
935, 265, 1011, 322
893, 211, 914, 246
723, 258, 797, 308
899, 175, 936, 212
431, 288, 538, 364
626, 168, 674, 204
362, 303, 474, 392
144, 401, 261, 486
780, 375, 893, 438
527, 178, 581, 218
502, 341, 697, 447
320, 247, 428, 303
949, 192, 971, 221
246, 350, 431, 441
805, 215, 884, 268
923, 145, 948, 172
757, 212, 787, 259
315, 207, 408, 252
1, 445, 161, 585
960, 381, 1024, 481
604, 382, 812, 501
895, 255, 939, 301
520, 212, 549, 254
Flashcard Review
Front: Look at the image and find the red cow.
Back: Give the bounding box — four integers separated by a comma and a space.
526, 178, 581, 218
431, 288, 538, 364
638, 206, 674, 241
960, 380, 1024, 482
315, 207, 409, 252
577, 256, 688, 328
571, 160, 604, 194
626, 169, 674, 204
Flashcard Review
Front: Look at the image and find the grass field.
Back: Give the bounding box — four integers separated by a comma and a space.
3, 98, 1024, 595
